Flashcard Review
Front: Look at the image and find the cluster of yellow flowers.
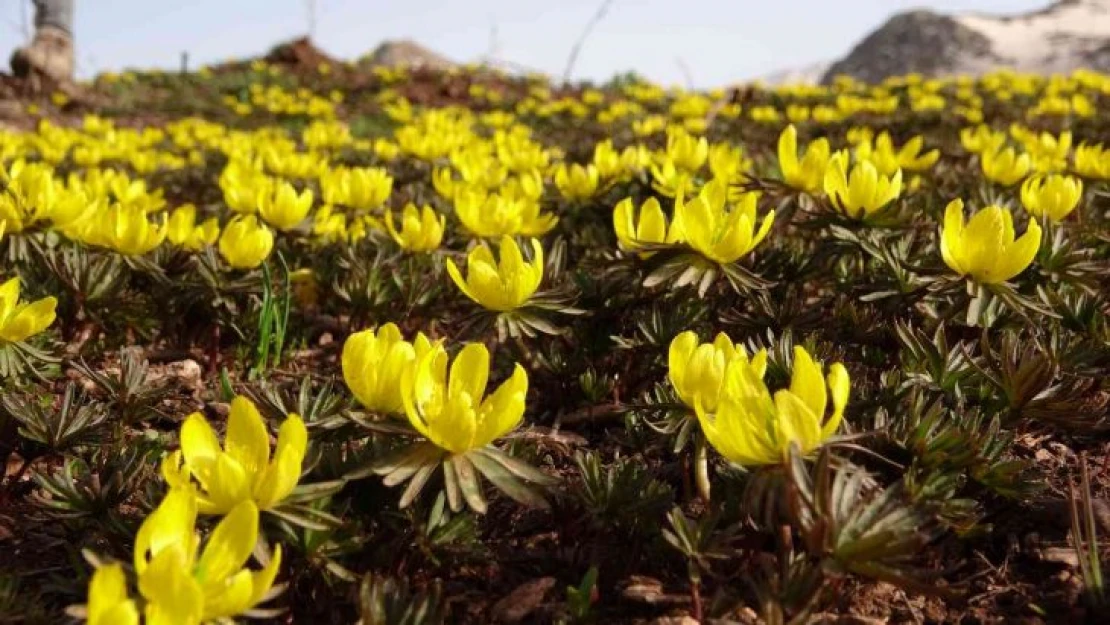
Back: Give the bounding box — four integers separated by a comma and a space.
669, 332, 849, 465
4, 60, 1107, 623
87, 397, 305, 625
342, 323, 528, 454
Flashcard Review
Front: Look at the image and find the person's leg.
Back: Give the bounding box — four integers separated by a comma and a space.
33, 0, 75, 34
11, 0, 76, 84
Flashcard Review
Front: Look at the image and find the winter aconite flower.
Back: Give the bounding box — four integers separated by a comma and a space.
447, 236, 544, 312
453, 187, 557, 238
342, 323, 432, 415
1020, 174, 1083, 222
669, 331, 746, 413
940, 199, 1041, 284
612, 197, 679, 252
1074, 143, 1110, 180
166, 204, 220, 251
219, 215, 274, 270
553, 163, 600, 201
823, 152, 903, 218
133, 489, 281, 624
162, 396, 307, 514
401, 342, 528, 454
87, 203, 167, 255
981, 146, 1032, 186
695, 346, 849, 466
855, 132, 938, 176
385, 204, 445, 252
778, 124, 831, 193
0, 277, 57, 343
84, 564, 138, 625
258, 180, 313, 231
674, 180, 774, 264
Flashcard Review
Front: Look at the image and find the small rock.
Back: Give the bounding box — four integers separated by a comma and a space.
621, 576, 689, 606
318, 332, 333, 346
165, 359, 203, 391
490, 577, 556, 623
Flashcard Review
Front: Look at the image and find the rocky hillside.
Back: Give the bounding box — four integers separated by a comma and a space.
821, 0, 1110, 84
360, 39, 455, 70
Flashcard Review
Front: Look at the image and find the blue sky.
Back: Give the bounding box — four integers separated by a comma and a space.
0, 0, 1048, 87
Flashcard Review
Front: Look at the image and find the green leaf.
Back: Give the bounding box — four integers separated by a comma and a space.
466, 449, 549, 509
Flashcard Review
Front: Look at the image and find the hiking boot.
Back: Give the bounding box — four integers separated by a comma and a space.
10, 25, 74, 84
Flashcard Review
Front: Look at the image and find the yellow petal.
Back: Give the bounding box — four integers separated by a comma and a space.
196, 500, 259, 585
995, 218, 1042, 283
789, 347, 827, 422
225, 397, 271, 478
822, 363, 850, 438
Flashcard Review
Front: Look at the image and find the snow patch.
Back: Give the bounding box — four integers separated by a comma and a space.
954, 0, 1110, 73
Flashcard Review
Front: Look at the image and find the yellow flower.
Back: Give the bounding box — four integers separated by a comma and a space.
133, 490, 281, 624
343, 323, 433, 414
823, 152, 902, 218
695, 346, 849, 466
668, 331, 746, 413
981, 147, 1032, 186
940, 199, 1041, 284
960, 125, 1006, 155
446, 236, 544, 312
166, 204, 219, 251
664, 129, 708, 172
708, 143, 752, 183
220, 162, 273, 214
857, 132, 939, 175
343, 167, 394, 210
592, 140, 631, 181
454, 188, 557, 238
1020, 174, 1083, 222
87, 204, 167, 255
401, 342, 528, 455
778, 124, 831, 193
385, 204, 445, 252
1074, 143, 1110, 180
162, 396, 307, 514
649, 159, 696, 198
612, 197, 679, 252
0, 277, 56, 343
258, 181, 313, 231
553, 163, 600, 201
674, 180, 774, 264
85, 564, 138, 625
218, 216, 274, 270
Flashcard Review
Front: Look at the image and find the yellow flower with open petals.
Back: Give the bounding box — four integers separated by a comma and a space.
385, 204, 445, 252
823, 152, 902, 218
446, 236, 544, 312
674, 180, 774, 264
133, 489, 282, 624
342, 323, 433, 415
612, 197, 680, 252
778, 124, 831, 193
554, 163, 600, 201
981, 146, 1031, 186
162, 396, 307, 515
0, 277, 56, 344
1021, 174, 1082, 222
695, 346, 849, 466
401, 342, 528, 455
669, 331, 746, 413
940, 199, 1041, 284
